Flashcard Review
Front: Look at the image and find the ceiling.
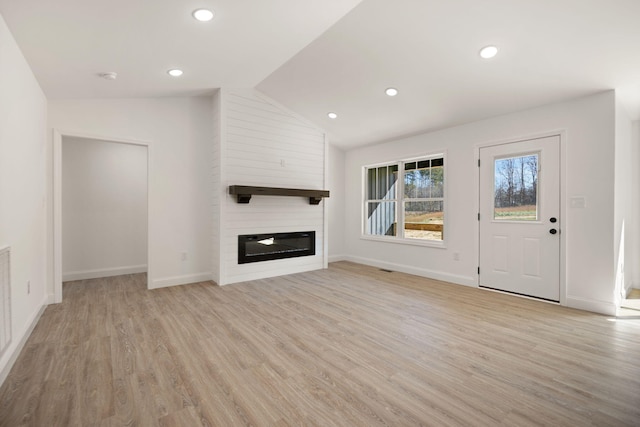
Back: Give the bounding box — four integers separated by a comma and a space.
2, 0, 640, 150
0, 0, 363, 97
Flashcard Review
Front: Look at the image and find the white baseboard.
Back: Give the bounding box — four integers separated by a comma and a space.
63, 264, 147, 282
336, 257, 618, 316
0, 296, 47, 387
341, 255, 477, 288
150, 272, 213, 289
328, 254, 347, 263
566, 296, 617, 316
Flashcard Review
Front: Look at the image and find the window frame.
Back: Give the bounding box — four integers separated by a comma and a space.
361, 151, 447, 248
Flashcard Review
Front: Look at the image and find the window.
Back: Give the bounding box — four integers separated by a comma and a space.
365, 164, 398, 237
404, 158, 444, 240
364, 154, 445, 243
494, 153, 538, 221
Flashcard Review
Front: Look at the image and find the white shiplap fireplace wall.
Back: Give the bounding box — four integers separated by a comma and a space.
212, 89, 328, 285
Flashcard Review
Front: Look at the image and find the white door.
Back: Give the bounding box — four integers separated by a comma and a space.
479, 135, 560, 301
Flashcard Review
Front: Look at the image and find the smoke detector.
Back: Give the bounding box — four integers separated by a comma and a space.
98, 72, 118, 80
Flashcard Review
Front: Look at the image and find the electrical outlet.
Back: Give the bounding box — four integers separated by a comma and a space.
27, 280, 30, 294
181, 252, 187, 261
453, 252, 460, 261
280, 159, 286, 167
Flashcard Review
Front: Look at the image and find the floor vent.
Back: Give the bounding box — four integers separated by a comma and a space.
0, 246, 11, 358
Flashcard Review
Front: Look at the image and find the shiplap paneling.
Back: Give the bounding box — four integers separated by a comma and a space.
219, 89, 326, 285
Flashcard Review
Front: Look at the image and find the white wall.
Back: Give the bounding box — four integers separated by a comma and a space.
343, 91, 617, 315
48, 97, 213, 290
216, 89, 327, 285
0, 14, 48, 383
632, 120, 640, 290
328, 144, 346, 261
62, 137, 147, 281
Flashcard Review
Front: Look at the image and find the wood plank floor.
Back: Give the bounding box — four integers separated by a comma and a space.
1, 261, 639, 426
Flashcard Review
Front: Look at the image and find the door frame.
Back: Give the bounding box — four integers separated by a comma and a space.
474, 130, 567, 306
53, 129, 151, 303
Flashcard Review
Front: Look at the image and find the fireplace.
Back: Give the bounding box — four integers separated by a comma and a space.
238, 231, 316, 264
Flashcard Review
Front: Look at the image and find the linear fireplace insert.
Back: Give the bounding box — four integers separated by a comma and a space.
238, 231, 316, 264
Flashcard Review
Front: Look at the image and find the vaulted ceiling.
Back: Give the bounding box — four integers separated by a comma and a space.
0, 0, 363, 97
2, 0, 639, 149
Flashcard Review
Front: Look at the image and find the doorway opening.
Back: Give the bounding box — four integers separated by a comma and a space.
53, 131, 150, 303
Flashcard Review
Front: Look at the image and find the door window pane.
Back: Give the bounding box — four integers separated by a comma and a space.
494, 154, 538, 220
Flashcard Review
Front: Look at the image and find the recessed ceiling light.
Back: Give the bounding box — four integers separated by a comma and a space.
167, 69, 183, 77
327, 112, 338, 119
479, 45, 498, 59
193, 8, 215, 22
385, 87, 398, 97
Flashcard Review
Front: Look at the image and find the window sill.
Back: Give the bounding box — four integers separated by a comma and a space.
360, 234, 447, 249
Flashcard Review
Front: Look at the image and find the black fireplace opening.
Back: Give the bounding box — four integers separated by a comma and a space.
238, 231, 316, 264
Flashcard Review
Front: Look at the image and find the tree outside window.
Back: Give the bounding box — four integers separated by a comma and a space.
494, 154, 538, 221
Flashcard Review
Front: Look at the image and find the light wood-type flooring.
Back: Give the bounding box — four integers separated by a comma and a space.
1, 261, 639, 426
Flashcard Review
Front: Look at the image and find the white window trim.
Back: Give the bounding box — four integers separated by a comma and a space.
361, 151, 447, 248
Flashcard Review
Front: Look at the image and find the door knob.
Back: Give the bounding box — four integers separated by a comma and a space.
549, 228, 557, 235
550, 217, 557, 223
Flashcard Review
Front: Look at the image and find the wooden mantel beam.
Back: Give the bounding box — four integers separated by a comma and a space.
228, 185, 330, 205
